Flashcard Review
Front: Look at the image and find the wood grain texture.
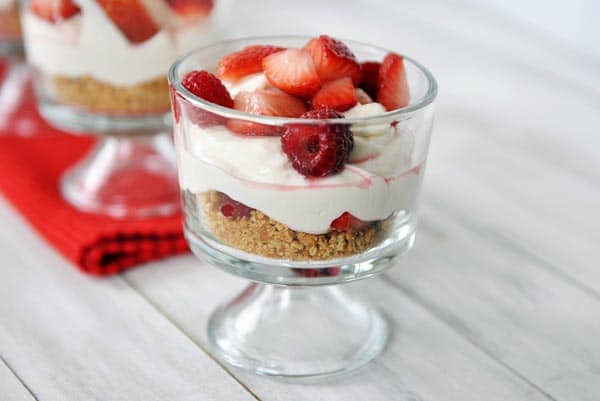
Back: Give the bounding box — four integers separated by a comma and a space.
124, 257, 552, 401
0, 358, 36, 401
0, 201, 256, 401
387, 203, 600, 401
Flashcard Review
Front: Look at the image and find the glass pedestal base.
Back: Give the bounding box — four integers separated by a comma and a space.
61, 132, 180, 218
208, 283, 388, 379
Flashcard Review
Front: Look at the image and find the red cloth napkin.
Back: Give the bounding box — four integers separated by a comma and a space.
0, 62, 188, 276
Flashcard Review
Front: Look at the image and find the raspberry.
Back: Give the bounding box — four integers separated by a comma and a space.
281, 109, 353, 177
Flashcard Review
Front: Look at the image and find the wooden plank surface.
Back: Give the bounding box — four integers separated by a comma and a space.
387, 203, 600, 401
124, 258, 553, 401
0, 201, 256, 401
1, 0, 599, 399
0, 357, 36, 401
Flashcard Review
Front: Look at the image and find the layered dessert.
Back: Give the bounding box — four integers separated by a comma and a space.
22, 0, 214, 115
173, 35, 424, 261
0, 0, 21, 42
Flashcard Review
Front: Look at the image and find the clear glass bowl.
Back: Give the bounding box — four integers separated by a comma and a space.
19, 0, 223, 218
169, 36, 437, 378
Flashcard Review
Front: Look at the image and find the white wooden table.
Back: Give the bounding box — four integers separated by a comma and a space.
2, 0, 599, 400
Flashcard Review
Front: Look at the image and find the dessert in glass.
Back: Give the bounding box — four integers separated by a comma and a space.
170, 35, 437, 378
20, 0, 218, 217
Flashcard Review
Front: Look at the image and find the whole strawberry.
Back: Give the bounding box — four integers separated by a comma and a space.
281, 109, 353, 177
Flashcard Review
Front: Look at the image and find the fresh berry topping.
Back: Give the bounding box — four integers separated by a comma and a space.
97, 0, 159, 44
330, 212, 371, 231
359, 61, 381, 99
355, 88, 373, 104
311, 77, 357, 112
217, 45, 285, 82
281, 109, 353, 177
165, 0, 214, 18
219, 193, 253, 218
305, 35, 361, 85
377, 53, 410, 111
182, 70, 233, 107
228, 90, 307, 136
262, 49, 321, 97
181, 70, 233, 125
30, 0, 80, 23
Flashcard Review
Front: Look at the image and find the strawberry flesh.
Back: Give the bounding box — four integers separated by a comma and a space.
330, 212, 371, 231
217, 45, 285, 82
165, 0, 214, 18
97, 0, 159, 44
305, 35, 361, 85
311, 77, 357, 112
263, 48, 321, 97
30, 0, 80, 23
377, 53, 410, 111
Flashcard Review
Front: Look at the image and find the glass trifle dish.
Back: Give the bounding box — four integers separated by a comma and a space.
20, 0, 219, 217
170, 36, 437, 377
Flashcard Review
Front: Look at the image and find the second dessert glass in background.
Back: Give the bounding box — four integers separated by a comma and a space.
20, 0, 224, 217
169, 36, 437, 378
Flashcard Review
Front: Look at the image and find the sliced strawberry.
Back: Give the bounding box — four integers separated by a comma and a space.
97, 0, 159, 44
330, 212, 371, 231
359, 61, 381, 99
311, 77, 357, 112
217, 45, 285, 82
262, 49, 321, 98
305, 35, 361, 85
165, 0, 214, 18
377, 53, 410, 111
228, 90, 307, 136
30, 0, 80, 23
181, 70, 233, 125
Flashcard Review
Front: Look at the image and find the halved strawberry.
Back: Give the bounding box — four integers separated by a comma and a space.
217, 45, 285, 82
311, 77, 357, 112
262, 49, 321, 98
305, 35, 361, 85
97, 0, 159, 44
30, 0, 80, 23
165, 0, 214, 18
359, 61, 381, 99
181, 70, 233, 126
228, 89, 307, 136
377, 53, 410, 111
330, 212, 371, 231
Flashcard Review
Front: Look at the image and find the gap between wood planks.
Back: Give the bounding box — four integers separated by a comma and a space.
0, 354, 39, 401
119, 275, 263, 401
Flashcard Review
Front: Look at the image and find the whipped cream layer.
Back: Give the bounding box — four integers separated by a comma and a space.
22, 0, 214, 86
176, 102, 423, 234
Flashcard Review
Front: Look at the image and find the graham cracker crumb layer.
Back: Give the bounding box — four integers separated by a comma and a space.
0, 7, 21, 40
51, 75, 170, 115
197, 191, 383, 260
